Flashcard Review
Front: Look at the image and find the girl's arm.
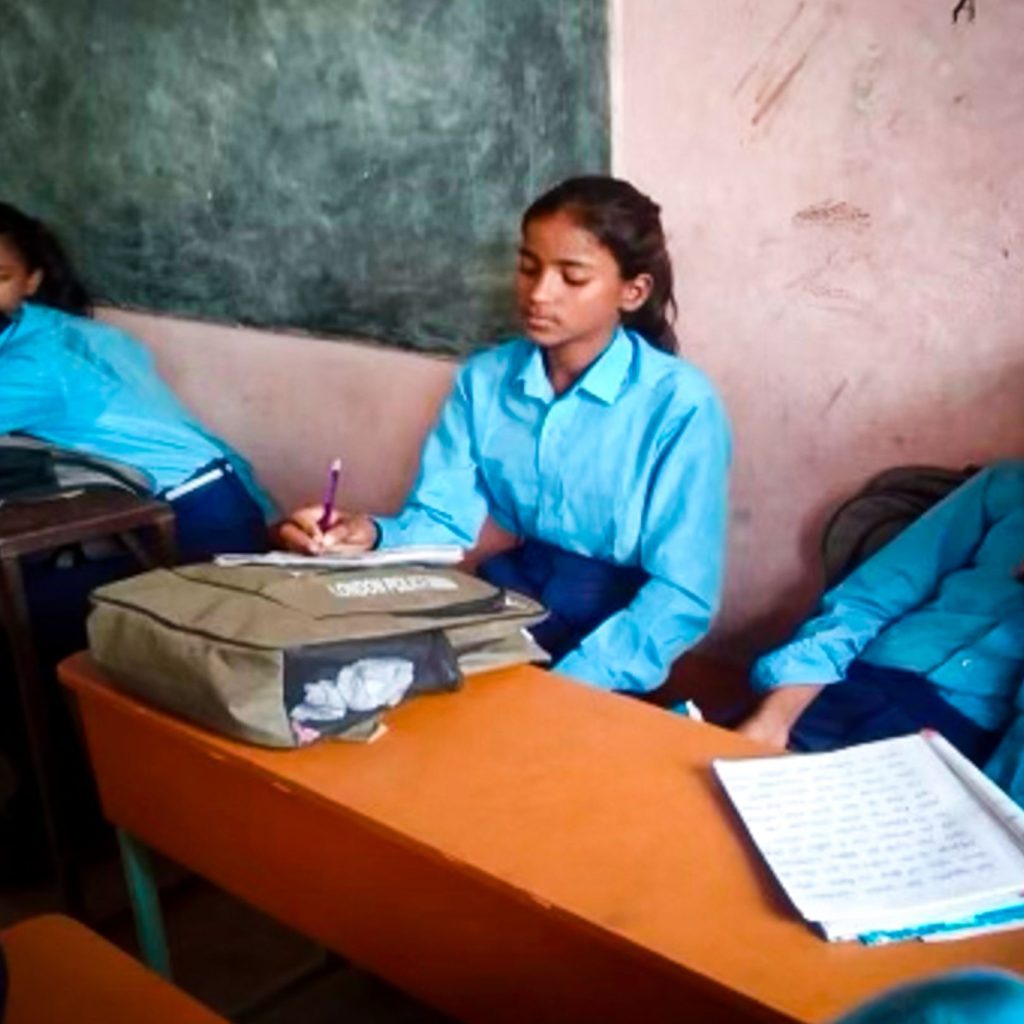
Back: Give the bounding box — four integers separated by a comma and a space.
277, 364, 490, 555
750, 464, 1001, 692
0, 349, 67, 435
374, 363, 492, 548
555, 395, 731, 692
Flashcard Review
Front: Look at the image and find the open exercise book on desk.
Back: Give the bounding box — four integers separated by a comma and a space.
215, 545, 464, 569
714, 731, 1024, 945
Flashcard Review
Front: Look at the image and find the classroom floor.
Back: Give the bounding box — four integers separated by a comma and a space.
0, 828, 452, 1023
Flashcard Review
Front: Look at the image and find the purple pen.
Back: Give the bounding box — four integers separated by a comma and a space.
317, 458, 342, 532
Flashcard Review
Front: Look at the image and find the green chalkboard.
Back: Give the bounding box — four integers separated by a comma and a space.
3, 1, 608, 353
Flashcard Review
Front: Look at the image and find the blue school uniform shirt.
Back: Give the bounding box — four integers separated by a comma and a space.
0, 303, 274, 516
752, 461, 1024, 796
376, 327, 732, 692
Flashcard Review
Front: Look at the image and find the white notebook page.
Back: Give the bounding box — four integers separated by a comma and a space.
714, 734, 1024, 929
215, 546, 464, 569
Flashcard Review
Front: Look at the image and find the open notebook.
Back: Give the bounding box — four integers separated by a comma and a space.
714, 732, 1024, 944
214, 545, 464, 569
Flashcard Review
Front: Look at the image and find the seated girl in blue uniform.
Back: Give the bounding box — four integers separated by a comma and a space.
0, 201, 274, 561
740, 461, 1024, 805
0, 204, 277, 872
279, 176, 732, 694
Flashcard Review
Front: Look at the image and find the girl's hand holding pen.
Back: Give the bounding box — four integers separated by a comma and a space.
275, 455, 380, 555
275, 507, 380, 555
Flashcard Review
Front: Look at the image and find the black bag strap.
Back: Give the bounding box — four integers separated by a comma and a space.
0, 434, 152, 501
821, 464, 980, 588
0, 446, 58, 498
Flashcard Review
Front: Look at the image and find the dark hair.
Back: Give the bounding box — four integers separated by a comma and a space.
522, 176, 677, 353
0, 203, 91, 316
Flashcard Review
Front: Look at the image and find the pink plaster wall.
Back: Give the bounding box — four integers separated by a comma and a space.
100, 309, 456, 517
100, 0, 1024, 662
616, 0, 1024, 656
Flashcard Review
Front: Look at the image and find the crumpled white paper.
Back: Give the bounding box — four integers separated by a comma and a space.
290, 657, 415, 723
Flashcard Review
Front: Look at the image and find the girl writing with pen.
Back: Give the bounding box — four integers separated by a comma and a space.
279, 176, 731, 694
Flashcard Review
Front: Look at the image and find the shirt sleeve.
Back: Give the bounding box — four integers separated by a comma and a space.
751, 466, 998, 691
376, 364, 492, 548
554, 394, 731, 692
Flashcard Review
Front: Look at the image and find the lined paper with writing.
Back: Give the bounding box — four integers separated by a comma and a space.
715, 734, 1024, 938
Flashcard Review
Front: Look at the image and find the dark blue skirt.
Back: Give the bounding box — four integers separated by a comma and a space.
790, 660, 1001, 766
163, 460, 268, 564
478, 538, 647, 663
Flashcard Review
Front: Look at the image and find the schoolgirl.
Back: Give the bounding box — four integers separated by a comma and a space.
281, 177, 731, 692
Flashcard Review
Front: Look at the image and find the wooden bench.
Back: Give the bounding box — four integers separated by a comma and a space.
0, 914, 225, 1023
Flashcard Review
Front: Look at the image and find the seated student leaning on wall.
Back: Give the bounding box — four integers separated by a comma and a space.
0, 202, 275, 563
0, 201, 279, 881
739, 460, 1024, 804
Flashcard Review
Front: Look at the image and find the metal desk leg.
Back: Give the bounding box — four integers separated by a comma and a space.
118, 829, 172, 978
0, 552, 82, 912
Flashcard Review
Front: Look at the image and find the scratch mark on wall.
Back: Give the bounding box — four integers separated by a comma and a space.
752, 52, 809, 125
735, 3, 836, 131
793, 200, 872, 229
952, 0, 976, 25
733, 1, 806, 98
823, 378, 849, 414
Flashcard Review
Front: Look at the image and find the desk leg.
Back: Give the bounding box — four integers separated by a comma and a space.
116, 515, 178, 571
118, 829, 172, 979
0, 553, 82, 912
152, 513, 177, 567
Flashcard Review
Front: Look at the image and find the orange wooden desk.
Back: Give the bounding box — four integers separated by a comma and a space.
59, 652, 1024, 1024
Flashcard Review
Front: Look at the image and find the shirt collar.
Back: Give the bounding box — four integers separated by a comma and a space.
513, 326, 634, 406
515, 343, 554, 402
577, 327, 633, 404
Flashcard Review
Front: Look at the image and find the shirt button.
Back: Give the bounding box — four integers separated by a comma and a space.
961, 658, 972, 668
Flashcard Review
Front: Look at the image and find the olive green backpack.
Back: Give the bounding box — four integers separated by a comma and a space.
88, 562, 547, 747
